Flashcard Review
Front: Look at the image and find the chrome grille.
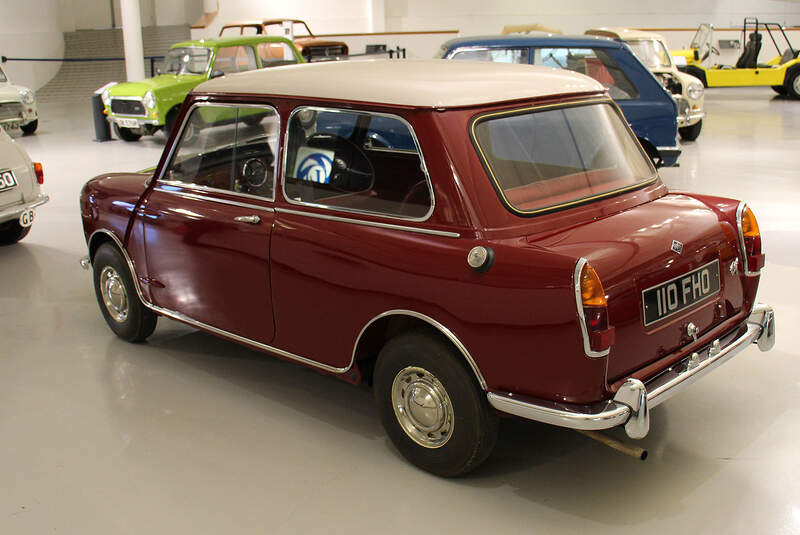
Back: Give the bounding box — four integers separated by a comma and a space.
677, 97, 690, 116
110, 98, 146, 116
0, 101, 24, 121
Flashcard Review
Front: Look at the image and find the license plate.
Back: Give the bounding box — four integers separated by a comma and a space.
642, 259, 721, 326
0, 169, 18, 192
117, 118, 140, 128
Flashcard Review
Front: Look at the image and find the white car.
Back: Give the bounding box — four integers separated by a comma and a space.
0, 57, 38, 135
0, 128, 48, 244
586, 28, 706, 141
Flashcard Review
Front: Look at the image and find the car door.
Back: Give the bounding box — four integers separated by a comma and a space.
138, 102, 280, 344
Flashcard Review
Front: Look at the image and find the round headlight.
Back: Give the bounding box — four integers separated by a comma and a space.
101, 89, 111, 107
687, 82, 704, 101
143, 90, 156, 110
20, 89, 35, 105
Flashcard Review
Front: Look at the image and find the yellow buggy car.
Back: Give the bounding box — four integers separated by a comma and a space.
672, 18, 800, 98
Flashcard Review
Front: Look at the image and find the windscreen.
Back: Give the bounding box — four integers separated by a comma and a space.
472, 102, 655, 215
628, 39, 672, 68
162, 47, 212, 75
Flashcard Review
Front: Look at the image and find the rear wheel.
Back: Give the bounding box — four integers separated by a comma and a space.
0, 220, 31, 245
92, 243, 157, 342
373, 329, 498, 477
113, 124, 142, 142
679, 119, 703, 141
20, 119, 38, 135
785, 70, 800, 100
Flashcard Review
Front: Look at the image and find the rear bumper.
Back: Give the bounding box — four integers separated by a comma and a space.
0, 193, 49, 224
487, 303, 776, 439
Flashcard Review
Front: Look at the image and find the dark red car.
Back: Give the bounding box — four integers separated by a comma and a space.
80, 60, 775, 476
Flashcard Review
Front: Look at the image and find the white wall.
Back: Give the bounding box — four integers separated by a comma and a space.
191, 0, 371, 39
0, 0, 65, 90
385, 0, 800, 35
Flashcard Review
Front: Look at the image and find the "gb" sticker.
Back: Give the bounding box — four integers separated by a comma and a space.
19, 209, 35, 227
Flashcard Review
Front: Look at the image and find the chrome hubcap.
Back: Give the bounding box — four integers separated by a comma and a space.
100, 266, 129, 323
794, 75, 800, 96
391, 366, 454, 448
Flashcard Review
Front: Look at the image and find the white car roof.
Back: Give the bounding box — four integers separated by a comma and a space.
196, 59, 605, 108
586, 27, 665, 41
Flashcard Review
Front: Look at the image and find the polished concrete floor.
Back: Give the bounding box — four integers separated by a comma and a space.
2, 88, 799, 534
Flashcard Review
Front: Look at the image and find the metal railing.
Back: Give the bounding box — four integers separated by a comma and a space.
2, 55, 166, 77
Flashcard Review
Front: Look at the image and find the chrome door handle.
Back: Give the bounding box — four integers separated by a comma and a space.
234, 215, 261, 224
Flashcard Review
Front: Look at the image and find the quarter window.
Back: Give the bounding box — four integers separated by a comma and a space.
257, 42, 299, 67
283, 108, 432, 219
163, 104, 280, 200
213, 46, 258, 74
451, 47, 529, 64
534, 47, 639, 100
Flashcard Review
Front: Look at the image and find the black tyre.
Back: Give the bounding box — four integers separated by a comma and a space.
679, 119, 703, 141
242, 114, 263, 127
20, 119, 38, 135
92, 243, 157, 342
684, 65, 707, 88
785, 70, 800, 100
164, 109, 179, 139
373, 329, 498, 477
772, 85, 787, 95
0, 220, 31, 245
113, 124, 142, 142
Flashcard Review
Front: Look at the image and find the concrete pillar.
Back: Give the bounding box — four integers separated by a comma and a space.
120, 0, 145, 81
367, 0, 385, 33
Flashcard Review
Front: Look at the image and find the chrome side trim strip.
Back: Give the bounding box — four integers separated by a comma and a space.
87, 229, 347, 374
0, 193, 49, 220
158, 180, 276, 205
351, 309, 487, 390
275, 207, 461, 238
154, 187, 275, 213
488, 303, 776, 438
573, 258, 609, 358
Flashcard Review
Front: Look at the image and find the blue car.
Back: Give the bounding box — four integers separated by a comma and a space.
438, 35, 681, 167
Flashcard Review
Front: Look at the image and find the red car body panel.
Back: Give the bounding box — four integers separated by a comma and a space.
80, 89, 762, 407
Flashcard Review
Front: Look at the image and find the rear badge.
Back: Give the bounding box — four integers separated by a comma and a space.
671, 240, 684, 254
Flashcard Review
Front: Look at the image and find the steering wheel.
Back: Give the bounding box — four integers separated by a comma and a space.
239, 157, 269, 190
306, 133, 374, 192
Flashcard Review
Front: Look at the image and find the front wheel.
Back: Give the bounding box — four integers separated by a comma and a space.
373, 329, 498, 477
20, 119, 38, 135
92, 243, 157, 342
0, 220, 31, 245
679, 119, 703, 141
772, 85, 787, 95
785, 71, 800, 100
113, 124, 142, 142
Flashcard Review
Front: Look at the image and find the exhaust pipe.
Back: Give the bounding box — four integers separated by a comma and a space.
576, 429, 648, 461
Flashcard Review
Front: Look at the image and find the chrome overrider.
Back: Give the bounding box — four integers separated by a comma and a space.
487, 303, 776, 439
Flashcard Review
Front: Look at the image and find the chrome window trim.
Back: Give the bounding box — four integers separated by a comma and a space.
281, 105, 436, 223
157, 101, 280, 202
736, 201, 761, 277
154, 185, 275, 213
574, 258, 610, 358
445, 45, 531, 62
275, 207, 460, 238
352, 309, 487, 390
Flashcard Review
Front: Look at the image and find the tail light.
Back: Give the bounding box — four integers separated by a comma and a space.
737, 203, 764, 276
574, 259, 615, 357
33, 162, 43, 184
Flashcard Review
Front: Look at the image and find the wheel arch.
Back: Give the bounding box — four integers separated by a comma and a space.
88, 229, 148, 303
351, 309, 487, 390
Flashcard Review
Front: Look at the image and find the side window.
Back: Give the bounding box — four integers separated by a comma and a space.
451, 47, 529, 64
213, 46, 258, 74
534, 47, 639, 100
284, 107, 432, 219
257, 42, 299, 67
163, 104, 279, 200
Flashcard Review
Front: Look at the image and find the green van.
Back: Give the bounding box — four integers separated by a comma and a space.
102, 35, 303, 141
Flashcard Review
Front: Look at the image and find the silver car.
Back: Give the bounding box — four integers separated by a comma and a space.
0, 58, 38, 135
0, 128, 48, 244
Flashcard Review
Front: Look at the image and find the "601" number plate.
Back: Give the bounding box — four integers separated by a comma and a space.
0, 169, 18, 192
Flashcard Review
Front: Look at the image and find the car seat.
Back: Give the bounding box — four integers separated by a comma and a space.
735, 32, 762, 68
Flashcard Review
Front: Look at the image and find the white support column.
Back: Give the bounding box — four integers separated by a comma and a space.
120, 0, 145, 81
367, 0, 385, 33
